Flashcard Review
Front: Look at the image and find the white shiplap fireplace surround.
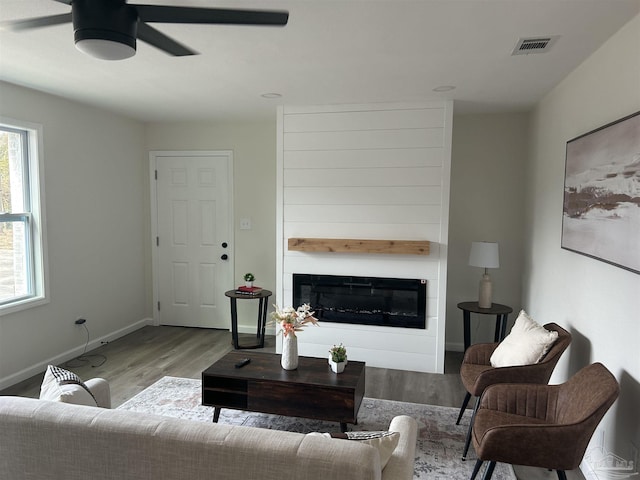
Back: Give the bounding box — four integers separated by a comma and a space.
276, 102, 453, 373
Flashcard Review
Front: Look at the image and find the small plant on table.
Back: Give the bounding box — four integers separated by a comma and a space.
329, 343, 347, 363
329, 343, 347, 373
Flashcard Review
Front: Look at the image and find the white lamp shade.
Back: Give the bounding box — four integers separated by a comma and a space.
469, 241, 500, 269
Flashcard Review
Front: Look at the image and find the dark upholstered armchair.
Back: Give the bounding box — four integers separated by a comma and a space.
470, 362, 620, 480
456, 323, 572, 459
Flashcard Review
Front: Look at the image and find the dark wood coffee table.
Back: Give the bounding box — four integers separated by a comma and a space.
202, 351, 365, 432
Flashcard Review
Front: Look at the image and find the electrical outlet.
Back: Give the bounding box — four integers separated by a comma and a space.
240, 218, 252, 230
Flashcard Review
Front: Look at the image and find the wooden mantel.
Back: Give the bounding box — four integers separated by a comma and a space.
288, 238, 430, 255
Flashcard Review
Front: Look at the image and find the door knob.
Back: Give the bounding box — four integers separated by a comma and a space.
221, 254, 228, 260
221, 242, 228, 248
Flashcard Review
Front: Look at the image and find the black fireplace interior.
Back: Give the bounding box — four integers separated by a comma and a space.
293, 274, 426, 329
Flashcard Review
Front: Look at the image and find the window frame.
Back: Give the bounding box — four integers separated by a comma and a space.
0, 117, 49, 315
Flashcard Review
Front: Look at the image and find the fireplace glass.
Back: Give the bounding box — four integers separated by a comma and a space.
293, 274, 426, 329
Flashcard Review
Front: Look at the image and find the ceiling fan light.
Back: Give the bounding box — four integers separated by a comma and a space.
75, 38, 136, 60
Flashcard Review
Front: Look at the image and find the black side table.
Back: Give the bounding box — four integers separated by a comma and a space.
457, 301, 513, 351
225, 289, 272, 349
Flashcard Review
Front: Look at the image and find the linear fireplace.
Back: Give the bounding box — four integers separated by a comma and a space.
293, 274, 426, 329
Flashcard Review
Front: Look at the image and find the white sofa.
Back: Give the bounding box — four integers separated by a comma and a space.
0, 394, 417, 480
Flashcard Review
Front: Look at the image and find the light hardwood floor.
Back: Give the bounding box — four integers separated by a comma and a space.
1, 325, 583, 480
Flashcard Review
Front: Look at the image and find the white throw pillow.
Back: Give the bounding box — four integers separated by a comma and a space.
490, 310, 558, 367
307, 430, 400, 468
39, 365, 97, 407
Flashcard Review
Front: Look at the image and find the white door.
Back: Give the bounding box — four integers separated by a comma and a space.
153, 151, 233, 328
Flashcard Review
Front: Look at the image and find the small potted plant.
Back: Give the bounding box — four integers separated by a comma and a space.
329, 343, 347, 373
243, 272, 255, 288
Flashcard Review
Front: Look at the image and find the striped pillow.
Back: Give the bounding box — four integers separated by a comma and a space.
308, 430, 400, 468
40, 365, 97, 406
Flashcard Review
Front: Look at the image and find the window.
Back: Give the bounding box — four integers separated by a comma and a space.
0, 118, 48, 314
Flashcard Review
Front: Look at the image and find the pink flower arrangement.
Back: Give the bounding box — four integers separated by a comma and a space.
270, 304, 319, 337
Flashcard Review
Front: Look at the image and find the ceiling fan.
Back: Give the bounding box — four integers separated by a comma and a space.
2, 0, 289, 60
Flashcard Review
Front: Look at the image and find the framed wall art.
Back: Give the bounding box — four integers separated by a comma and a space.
562, 111, 640, 274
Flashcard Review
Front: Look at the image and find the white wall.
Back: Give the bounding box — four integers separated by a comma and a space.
277, 102, 453, 373
446, 113, 528, 350
524, 14, 640, 475
144, 120, 277, 331
0, 81, 147, 389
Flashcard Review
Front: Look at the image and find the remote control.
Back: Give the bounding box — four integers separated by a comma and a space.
234, 358, 251, 368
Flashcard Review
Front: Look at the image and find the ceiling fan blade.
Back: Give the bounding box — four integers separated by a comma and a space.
1, 13, 72, 32
137, 22, 197, 57
134, 5, 288, 26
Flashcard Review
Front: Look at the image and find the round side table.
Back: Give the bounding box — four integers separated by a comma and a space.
457, 301, 513, 351
225, 289, 272, 349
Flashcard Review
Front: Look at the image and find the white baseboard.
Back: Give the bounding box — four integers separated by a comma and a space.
236, 325, 276, 336
0, 318, 152, 391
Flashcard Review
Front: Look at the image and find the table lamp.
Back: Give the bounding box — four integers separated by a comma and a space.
469, 241, 500, 308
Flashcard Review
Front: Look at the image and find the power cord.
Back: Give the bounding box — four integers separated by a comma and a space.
65, 320, 107, 368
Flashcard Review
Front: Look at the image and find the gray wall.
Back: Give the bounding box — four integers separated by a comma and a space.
523, 14, 639, 475
446, 112, 528, 350
0, 81, 147, 388
144, 120, 277, 329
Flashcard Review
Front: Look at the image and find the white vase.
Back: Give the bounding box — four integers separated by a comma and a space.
245, 281, 253, 288
329, 358, 346, 373
281, 334, 298, 370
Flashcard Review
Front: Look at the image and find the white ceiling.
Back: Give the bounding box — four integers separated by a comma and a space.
1, 0, 638, 122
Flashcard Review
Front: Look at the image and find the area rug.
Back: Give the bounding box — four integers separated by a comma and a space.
118, 376, 516, 480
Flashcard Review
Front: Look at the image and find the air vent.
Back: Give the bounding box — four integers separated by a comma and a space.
512, 35, 560, 55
